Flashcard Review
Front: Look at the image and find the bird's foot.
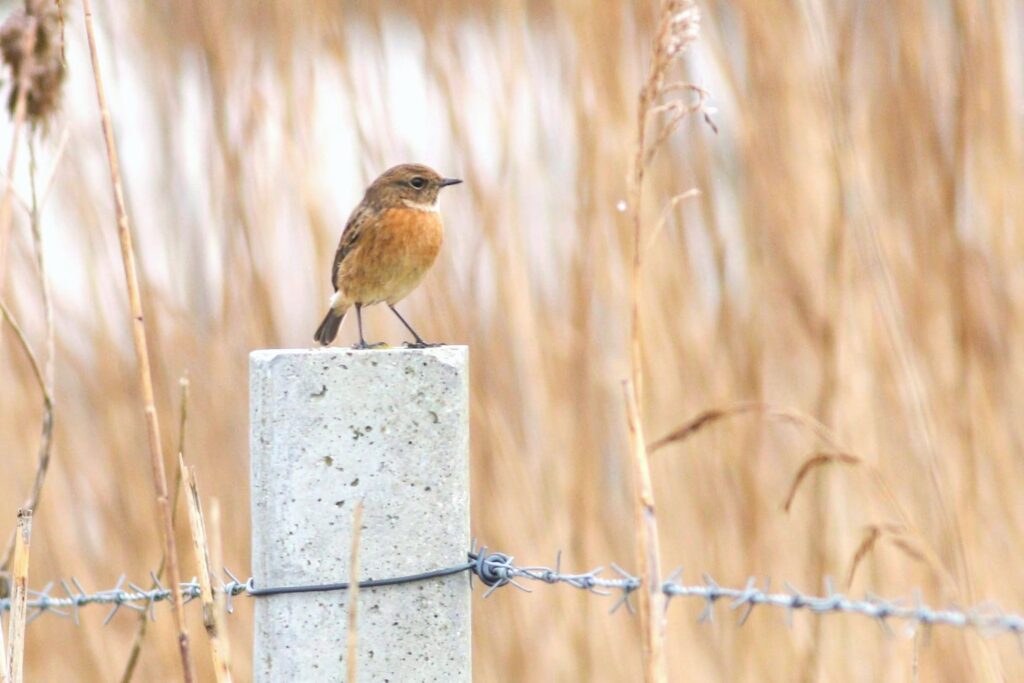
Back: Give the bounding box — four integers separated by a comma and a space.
351, 340, 388, 350
403, 340, 443, 349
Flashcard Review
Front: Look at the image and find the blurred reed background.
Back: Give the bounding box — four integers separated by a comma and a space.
1, 0, 1024, 680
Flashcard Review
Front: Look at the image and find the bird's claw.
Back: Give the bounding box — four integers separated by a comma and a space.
403, 341, 443, 349
351, 341, 387, 350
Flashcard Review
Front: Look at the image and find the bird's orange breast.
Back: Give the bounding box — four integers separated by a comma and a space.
337, 207, 444, 306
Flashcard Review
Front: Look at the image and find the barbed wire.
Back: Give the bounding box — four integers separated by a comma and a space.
2, 547, 1023, 641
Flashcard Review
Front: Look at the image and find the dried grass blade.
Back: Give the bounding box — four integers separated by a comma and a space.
346, 500, 365, 683
181, 457, 232, 683
208, 499, 232, 680
5, 510, 31, 683
624, 381, 665, 683
80, 1, 194, 680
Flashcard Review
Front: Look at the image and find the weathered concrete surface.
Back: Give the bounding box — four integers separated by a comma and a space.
250, 346, 470, 682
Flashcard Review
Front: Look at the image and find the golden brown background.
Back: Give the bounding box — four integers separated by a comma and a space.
2, 0, 1024, 680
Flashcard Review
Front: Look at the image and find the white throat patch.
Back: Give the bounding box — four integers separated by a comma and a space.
401, 197, 440, 213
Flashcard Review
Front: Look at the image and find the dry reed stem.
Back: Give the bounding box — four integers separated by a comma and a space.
80, 2, 194, 680
622, 5, 702, 680
0, 19, 33, 303
5, 510, 31, 683
0, 139, 55, 573
627, 55, 651, 408
181, 456, 232, 683
346, 500, 364, 683
0, 301, 51, 572
623, 381, 665, 683
120, 377, 190, 683
625, 75, 662, 683
21, 139, 54, 510
207, 499, 232, 680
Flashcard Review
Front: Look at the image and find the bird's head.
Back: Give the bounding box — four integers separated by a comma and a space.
366, 163, 462, 211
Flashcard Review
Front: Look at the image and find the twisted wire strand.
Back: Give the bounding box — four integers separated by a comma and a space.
2, 547, 1022, 640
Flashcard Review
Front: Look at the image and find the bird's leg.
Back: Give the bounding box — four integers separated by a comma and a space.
389, 305, 440, 348
352, 304, 385, 349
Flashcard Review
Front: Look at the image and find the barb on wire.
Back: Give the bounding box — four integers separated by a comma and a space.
3, 547, 1024, 642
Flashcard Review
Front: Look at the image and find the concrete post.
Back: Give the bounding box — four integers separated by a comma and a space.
250, 346, 470, 682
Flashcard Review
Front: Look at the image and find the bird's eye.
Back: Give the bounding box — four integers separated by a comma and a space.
409, 177, 426, 189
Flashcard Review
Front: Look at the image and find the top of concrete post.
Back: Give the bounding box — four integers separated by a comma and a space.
250, 344, 468, 364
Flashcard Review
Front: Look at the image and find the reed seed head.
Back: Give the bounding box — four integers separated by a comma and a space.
0, 0, 65, 127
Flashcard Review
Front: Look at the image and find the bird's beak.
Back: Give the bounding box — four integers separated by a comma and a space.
440, 177, 463, 188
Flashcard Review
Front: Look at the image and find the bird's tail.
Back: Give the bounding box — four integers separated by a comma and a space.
313, 306, 347, 346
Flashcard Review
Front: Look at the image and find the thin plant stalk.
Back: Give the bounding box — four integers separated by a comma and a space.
621, 4, 702, 680
0, 301, 49, 543
181, 457, 232, 683
346, 501, 365, 683
623, 22, 658, 683
21, 138, 55, 515
0, 139, 56, 573
80, 2, 194, 680
120, 377, 190, 683
208, 499, 232, 680
623, 382, 665, 683
5, 510, 31, 683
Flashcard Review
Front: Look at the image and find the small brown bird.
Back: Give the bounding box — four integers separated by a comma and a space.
314, 163, 462, 348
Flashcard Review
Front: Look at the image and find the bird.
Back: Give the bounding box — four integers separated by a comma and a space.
313, 163, 462, 348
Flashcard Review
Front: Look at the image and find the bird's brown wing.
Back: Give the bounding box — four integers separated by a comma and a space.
331, 202, 377, 291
